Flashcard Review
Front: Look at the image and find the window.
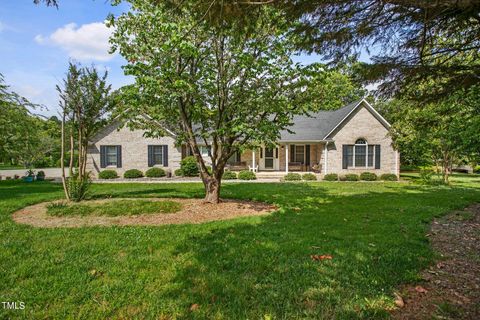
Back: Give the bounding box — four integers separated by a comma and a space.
106, 146, 118, 166
152, 146, 163, 165
227, 152, 241, 164
295, 145, 305, 163
199, 146, 210, 157
343, 139, 378, 169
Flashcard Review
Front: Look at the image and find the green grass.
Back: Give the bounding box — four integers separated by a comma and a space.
0, 175, 479, 319
47, 199, 182, 217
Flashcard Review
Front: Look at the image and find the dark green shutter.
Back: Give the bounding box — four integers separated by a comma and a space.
163, 145, 168, 166
275, 148, 278, 159
260, 148, 263, 158
236, 151, 241, 162
148, 146, 153, 167
375, 145, 381, 169
116, 146, 122, 168
305, 145, 310, 165
100, 146, 106, 168
290, 145, 295, 162
342, 145, 348, 169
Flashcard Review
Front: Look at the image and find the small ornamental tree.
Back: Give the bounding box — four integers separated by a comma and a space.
109, 1, 312, 203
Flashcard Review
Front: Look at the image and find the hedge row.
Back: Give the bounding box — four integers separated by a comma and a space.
323, 172, 398, 181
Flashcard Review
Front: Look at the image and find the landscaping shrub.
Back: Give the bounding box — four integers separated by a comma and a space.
36, 170, 46, 181
180, 156, 199, 177
222, 170, 237, 180
302, 173, 317, 181
344, 174, 359, 181
323, 173, 338, 181
123, 169, 144, 179
419, 169, 434, 184
474, 165, 480, 174
238, 170, 256, 180
145, 167, 166, 178
283, 173, 302, 181
67, 174, 91, 202
360, 172, 377, 181
174, 168, 184, 177
98, 170, 118, 179
380, 173, 398, 181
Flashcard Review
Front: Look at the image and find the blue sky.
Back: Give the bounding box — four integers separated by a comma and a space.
0, 1, 369, 117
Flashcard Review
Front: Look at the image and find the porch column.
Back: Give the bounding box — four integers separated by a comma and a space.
324, 142, 328, 174
285, 144, 289, 173
252, 149, 256, 172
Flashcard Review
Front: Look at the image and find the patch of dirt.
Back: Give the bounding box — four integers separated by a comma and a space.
12, 198, 277, 228
392, 203, 480, 320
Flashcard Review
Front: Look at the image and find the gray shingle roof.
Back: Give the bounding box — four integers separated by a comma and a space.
278, 100, 361, 142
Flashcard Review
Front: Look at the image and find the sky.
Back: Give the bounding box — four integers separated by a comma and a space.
0, 1, 371, 117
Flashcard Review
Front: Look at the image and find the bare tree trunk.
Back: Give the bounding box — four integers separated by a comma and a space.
60, 110, 70, 201
202, 173, 221, 204
442, 151, 450, 184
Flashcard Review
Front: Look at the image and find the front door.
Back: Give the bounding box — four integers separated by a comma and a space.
260, 147, 278, 170
264, 147, 274, 169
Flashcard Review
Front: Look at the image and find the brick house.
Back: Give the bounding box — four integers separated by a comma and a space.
86, 99, 400, 177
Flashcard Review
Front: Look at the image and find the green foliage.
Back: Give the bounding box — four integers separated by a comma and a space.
145, 167, 166, 178
344, 174, 359, 181
98, 170, 118, 179
47, 199, 181, 217
238, 170, 256, 180
474, 166, 480, 174
380, 174, 398, 181
2, 178, 480, 318
174, 168, 184, 177
222, 171, 237, 180
360, 172, 378, 181
180, 156, 199, 177
123, 169, 143, 179
323, 173, 338, 181
302, 173, 317, 181
36, 171, 45, 181
419, 169, 434, 184
66, 174, 91, 202
283, 173, 302, 181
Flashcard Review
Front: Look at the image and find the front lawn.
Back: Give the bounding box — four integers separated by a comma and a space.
1, 176, 479, 319
47, 199, 182, 217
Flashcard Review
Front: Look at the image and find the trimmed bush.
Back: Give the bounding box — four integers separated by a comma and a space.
474, 165, 480, 174
323, 173, 338, 181
145, 167, 166, 178
302, 173, 317, 181
180, 156, 199, 177
36, 170, 46, 181
284, 173, 302, 181
223, 170, 237, 180
238, 170, 256, 180
174, 168, 184, 177
123, 169, 144, 179
380, 173, 398, 181
360, 172, 377, 181
344, 174, 359, 181
98, 170, 118, 179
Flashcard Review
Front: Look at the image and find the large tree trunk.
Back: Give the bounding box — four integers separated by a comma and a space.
203, 175, 221, 204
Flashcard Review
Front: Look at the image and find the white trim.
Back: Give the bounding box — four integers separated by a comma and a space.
323, 99, 391, 140
324, 142, 328, 174
285, 144, 289, 173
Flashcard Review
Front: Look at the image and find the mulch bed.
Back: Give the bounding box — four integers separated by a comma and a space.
12, 198, 277, 228
392, 203, 480, 320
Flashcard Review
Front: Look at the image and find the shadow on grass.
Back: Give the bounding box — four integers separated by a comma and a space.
161, 182, 480, 319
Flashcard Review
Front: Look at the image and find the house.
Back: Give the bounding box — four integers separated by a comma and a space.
86, 99, 400, 177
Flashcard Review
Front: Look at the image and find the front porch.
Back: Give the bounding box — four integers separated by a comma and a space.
226, 143, 328, 173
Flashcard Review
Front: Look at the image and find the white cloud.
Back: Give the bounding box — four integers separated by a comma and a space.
35, 22, 115, 62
